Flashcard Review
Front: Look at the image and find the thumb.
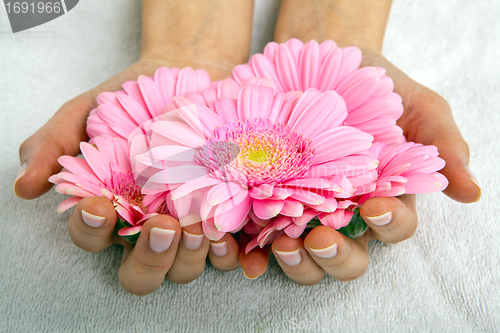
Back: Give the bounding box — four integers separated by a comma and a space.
14, 92, 94, 199
432, 135, 481, 203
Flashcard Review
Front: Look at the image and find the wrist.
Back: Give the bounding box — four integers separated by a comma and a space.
274, 0, 392, 53
140, 0, 253, 76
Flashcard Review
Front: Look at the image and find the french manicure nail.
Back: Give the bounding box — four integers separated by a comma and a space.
466, 165, 482, 200
149, 228, 176, 253
13, 163, 28, 195
210, 241, 227, 256
182, 230, 204, 250
309, 243, 338, 259
276, 249, 301, 267
365, 211, 392, 226
15, 162, 28, 183
243, 270, 259, 280
81, 210, 106, 228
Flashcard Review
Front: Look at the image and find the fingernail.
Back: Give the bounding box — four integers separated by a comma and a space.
466, 165, 482, 201
149, 228, 176, 253
276, 249, 301, 267
309, 243, 338, 259
210, 241, 227, 256
182, 230, 204, 250
365, 211, 392, 226
13, 163, 28, 195
243, 270, 259, 280
81, 210, 106, 228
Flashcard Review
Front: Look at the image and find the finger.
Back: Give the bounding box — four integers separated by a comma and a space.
362, 55, 481, 204
67, 196, 118, 252
238, 232, 270, 279
272, 234, 325, 285
395, 83, 481, 204
303, 226, 370, 282
119, 215, 181, 296
14, 66, 153, 200
432, 135, 481, 203
208, 233, 240, 271
14, 93, 93, 200
165, 222, 210, 284
360, 195, 418, 244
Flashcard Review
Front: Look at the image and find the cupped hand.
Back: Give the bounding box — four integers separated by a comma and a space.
240, 48, 481, 283
14, 55, 240, 295
71, 197, 239, 295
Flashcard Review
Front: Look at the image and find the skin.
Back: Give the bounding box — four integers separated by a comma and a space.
14, 0, 481, 291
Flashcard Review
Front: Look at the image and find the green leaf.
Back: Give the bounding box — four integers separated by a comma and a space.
337, 207, 368, 239
114, 217, 140, 244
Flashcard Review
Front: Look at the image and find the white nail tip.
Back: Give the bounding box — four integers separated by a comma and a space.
182, 230, 204, 250
210, 241, 227, 256
310, 243, 338, 259
14, 162, 28, 184
276, 249, 301, 267
365, 211, 392, 226
149, 228, 176, 253
243, 271, 259, 280
81, 210, 106, 228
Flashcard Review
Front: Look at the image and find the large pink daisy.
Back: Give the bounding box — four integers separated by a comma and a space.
49, 135, 168, 241
246, 142, 448, 251
230, 39, 405, 145
135, 83, 379, 241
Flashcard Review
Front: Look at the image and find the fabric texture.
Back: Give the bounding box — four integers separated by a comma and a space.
1, 0, 499, 331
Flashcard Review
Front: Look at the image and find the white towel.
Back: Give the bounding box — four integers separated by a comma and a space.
1, 0, 498, 331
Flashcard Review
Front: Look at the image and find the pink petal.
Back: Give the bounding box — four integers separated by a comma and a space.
237, 84, 275, 121
171, 175, 222, 200
137, 75, 165, 118
308, 196, 337, 213
79, 142, 111, 183
289, 189, 325, 206
150, 120, 205, 148
276, 43, 300, 91
283, 178, 330, 189
402, 172, 449, 194
56, 197, 82, 213
280, 199, 304, 217
207, 182, 245, 206
253, 199, 285, 220
288, 90, 347, 139
292, 209, 318, 226
312, 127, 373, 164
284, 223, 307, 239
214, 193, 252, 232
203, 218, 226, 241
298, 40, 320, 89
317, 47, 343, 91
249, 184, 274, 200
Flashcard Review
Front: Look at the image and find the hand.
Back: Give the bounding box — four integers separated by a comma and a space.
239, 0, 481, 283
13, 0, 254, 293
71, 197, 239, 295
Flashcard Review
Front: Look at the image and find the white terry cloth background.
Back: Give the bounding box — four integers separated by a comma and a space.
1, 0, 499, 331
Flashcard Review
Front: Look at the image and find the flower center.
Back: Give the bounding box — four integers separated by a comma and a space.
197, 119, 315, 187
110, 171, 169, 215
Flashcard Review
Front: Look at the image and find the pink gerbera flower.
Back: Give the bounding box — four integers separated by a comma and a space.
246, 141, 449, 250
87, 67, 216, 142
359, 142, 449, 202
230, 39, 405, 145
49, 135, 168, 241
135, 83, 379, 241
